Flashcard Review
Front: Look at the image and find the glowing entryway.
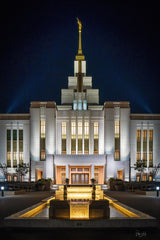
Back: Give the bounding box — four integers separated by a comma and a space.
69, 167, 91, 184
56, 165, 104, 184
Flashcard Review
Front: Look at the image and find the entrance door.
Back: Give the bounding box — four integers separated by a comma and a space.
76, 174, 79, 184
71, 173, 89, 184
84, 174, 89, 184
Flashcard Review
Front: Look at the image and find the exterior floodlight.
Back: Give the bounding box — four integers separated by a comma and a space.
156, 186, 159, 197
1, 186, 4, 197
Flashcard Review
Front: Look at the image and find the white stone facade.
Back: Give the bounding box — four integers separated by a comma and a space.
0, 32, 160, 184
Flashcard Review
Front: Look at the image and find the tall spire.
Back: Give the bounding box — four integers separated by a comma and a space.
76, 18, 85, 61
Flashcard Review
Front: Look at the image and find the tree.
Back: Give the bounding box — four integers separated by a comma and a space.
134, 160, 146, 181
0, 163, 8, 180
149, 163, 160, 181
15, 163, 30, 182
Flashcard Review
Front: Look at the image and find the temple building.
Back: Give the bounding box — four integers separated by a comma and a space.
0, 19, 160, 184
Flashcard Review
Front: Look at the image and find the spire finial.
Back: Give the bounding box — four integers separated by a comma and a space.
76, 18, 85, 60
77, 18, 82, 55
77, 18, 82, 31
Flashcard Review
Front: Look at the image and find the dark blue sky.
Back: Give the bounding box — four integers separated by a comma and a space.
0, 0, 160, 113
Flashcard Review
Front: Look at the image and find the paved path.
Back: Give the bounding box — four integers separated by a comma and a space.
105, 190, 160, 219
0, 191, 52, 219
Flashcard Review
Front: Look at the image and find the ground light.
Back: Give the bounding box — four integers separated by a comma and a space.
156, 186, 159, 197
1, 186, 4, 197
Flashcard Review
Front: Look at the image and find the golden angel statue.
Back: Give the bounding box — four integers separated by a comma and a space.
77, 18, 82, 30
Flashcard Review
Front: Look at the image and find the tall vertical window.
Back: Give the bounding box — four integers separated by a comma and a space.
13, 130, 17, 167
137, 129, 141, 163
149, 129, 153, 167
71, 121, 76, 154
73, 100, 77, 110
78, 121, 82, 154
84, 121, 89, 154
61, 122, 66, 154
143, 130, 147, 167
115, 121, 120, 160
83, 100, 87, 110
40, 121, 45, 160
94, 122, 99, 154
78, 100, 82, 110
19, 130, 23, 166
7, 129, 11, 167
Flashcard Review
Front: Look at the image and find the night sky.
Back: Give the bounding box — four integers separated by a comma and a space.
0, 0, 160, 114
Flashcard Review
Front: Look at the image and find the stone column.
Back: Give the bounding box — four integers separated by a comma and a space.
147, 124, 149, 168
67, 119, 71, 154
66, 164, 69, 179
17, 123, 19, 165
91, 164, 94, 179
11, 124, 13, 168
141, 124, 143, 160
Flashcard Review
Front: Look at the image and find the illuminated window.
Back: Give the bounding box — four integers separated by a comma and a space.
115, 121, 120, 138
137, 129, 141, 141
7, 152, 11, 161
41, 121, 45, 138
84, 168, 89, 172
115, 121, 120, 160
7, 153, 11, 167
149, 153, 153, 167
84, 121, 89, 154
61, 122, 66, 154
13, 174, 17, 182
149, 129, 153, 141
149, 174, 153, 181
19, 152, 23, 166
7, 174, 12, 182
7, 129, 11, 167
136, 173, 141, 182
37, 170, 43, 181
78, 121, 82, 154
117, 170, 123, 180
13, 130, 17, 167
71, 168, 76, 172
94, 122, 99, 154
78, 168, 83, 172
115, 151, 120, 161
142, 174, 147, 181
143, 153, 147, 167
71, 121, 76, 154
137, 129, 141, 162
143, 130, 147, 167
149, 129, 153, 167
19, 130, 23, 166
41, 151, 45, 160
40, 121, 45, 160
136, 152, 141, 162
13, 152, 17, 167
143, 129, 147, 141
143, 129, 147, 152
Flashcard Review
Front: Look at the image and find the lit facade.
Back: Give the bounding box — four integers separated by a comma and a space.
0, 20, 160, 183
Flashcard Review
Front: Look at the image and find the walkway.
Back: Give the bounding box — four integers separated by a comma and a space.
0, 191, 52, 219
105, 190, 160, 219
